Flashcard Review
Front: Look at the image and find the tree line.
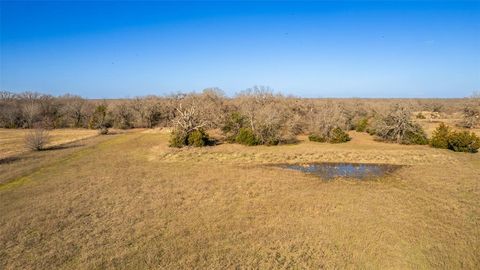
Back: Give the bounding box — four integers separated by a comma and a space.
1, 87, 479, 151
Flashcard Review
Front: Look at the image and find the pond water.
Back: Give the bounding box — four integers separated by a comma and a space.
275, 163, 401, 180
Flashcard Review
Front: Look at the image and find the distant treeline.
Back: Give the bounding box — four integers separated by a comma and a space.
0, 87, 473, 130
3, 87, 479, 150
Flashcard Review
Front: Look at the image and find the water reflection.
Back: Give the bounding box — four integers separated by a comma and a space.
276, 163, 401, 180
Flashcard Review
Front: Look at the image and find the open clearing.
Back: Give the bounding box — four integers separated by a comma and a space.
1, 129, 479, 269
0, 129, 98, 160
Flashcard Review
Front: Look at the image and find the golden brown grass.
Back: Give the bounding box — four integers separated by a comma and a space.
1, 129, 479, 269
414, 114, 480, 137
0, 128, 98, 160
153, 131, 459, 166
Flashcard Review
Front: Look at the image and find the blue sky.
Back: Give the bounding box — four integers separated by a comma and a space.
1, 1, 479, 98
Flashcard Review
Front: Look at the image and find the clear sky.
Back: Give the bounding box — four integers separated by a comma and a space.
1, 1, 479, 98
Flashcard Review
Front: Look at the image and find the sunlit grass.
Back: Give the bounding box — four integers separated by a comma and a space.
0, 129, 479, 269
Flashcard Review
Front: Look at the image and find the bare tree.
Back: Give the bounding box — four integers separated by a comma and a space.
132, 96, 162, 128
172, 102, 207, 134
25, 128, 50, 151
233, 86, 298, 144
112, 101, 134, 129
308, 102, 351, 139
461, 92, 480, 128
169, 100, 211, 147
20, 92, 42, 128
61, 94, 88, 127
197, 88, 227, 128
373, 105, 427, 144
38, 95, 62, 128
462, 106, 479, 128
236, 86, 276, 132
0, 91, 21, 128
89, 103, 111, 134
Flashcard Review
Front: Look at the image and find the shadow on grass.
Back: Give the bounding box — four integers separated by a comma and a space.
0, 156, 24, 165
0, 143, 83, 165
44, 143, 84, 151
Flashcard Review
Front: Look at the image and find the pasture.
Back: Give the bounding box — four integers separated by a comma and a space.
1, 128, 479, 269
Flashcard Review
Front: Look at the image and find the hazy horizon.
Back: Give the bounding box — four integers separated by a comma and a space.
2, 88, 476, 100
1, 1, 479, 98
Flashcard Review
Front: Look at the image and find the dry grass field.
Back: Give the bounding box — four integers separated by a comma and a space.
414, 113, 480, 138
1, 127, 479, 269
0, 129, 98, 160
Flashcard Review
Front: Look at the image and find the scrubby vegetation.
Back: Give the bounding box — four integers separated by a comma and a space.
329, 127, 352, 143
168, 99, 212, 148
169, 129, 210, 148
416, 112, 426, 119
430, 123, 450, 149
371, 106, 428, 145
220, 112, 261, 146
24, 128, 50, 151
307, 102, 352, 144
2, 89, 480, 151
309, 127, 351, 144
354, 118, 369, 132
462, 104, 480, 129
430, 123, 480, 153
447, 131, 480, 153
98, 126, 109, 135
89, 104, 111, 134
221, 112, 247, 142
235, 128, 259, 146
461, 92, 480, 129
308, 133, 326, 143
234, 86, 298, 145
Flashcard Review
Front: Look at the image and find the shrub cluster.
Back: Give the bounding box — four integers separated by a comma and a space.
306, 102, 352, 144
169, 129, 210, 148
235, 128, 259, 146
430, 123, 480, 153
309, 127, 351, 144
308, 134, 326, 143
5, 89, 479, 150
221, 112, 246, 142
221, 112, 261, 145
220, 111, 283, 146
371, 106, 428, 145
89, 104, 112, 134
355, 118, 369, 132
403, 129, 429, 145
99, 126, 109, 135
429, 123, 450, 149
462, 104, 480, 129
220, 88, 299, 146
448, 131, 480, 153
329, 127, 352, 143
416, 113, 426, 119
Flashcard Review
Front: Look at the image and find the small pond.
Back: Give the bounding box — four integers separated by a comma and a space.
275, 162, 402, 180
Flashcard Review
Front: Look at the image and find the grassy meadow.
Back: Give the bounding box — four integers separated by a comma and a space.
0, 129, 98, 160
1, 126, 479, 269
